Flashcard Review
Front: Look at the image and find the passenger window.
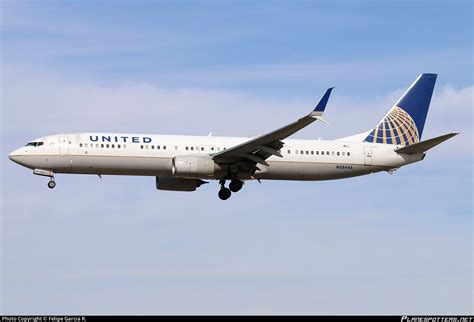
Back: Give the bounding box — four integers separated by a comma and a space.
306, 151, 309, 155
337, 152, 340, 156
106, 144, 109, 148
112, 144, 115, 148
118, 144, 121, 149
151, 145, 154, 149
287, 150, 291, 154
163, 146, 166, 150
332, 151, 335, 156
185, 146, 189, 151
342, 152, 345, 156
311, 151, 314, 155
157, 145, 160, 150
79, 143, 83, 147
347, 152, 350, 156
146, 145, 149, 149
96, 144, 99, 148
326, 151, 329, 155
190, 147, 194, 151
140, 145, 143, 149
101, 144, 104, 148
211, 147, 214, 151
300, 150, 304, 154
201, 147, 204, 151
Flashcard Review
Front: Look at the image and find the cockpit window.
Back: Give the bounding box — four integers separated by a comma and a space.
25, 142, 44, 147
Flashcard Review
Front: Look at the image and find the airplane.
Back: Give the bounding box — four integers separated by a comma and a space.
8, 73, 458, 200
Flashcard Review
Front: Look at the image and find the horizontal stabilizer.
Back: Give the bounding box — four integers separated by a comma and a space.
395, 133, 459, 154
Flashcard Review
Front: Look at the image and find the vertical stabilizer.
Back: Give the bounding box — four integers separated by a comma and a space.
364, 73, 437, 145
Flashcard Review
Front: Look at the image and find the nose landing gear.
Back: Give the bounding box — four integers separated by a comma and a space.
47, 179, 56, 189
33, 169, 56, 189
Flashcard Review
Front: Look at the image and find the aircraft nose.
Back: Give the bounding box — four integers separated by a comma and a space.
9, 149, 22, 163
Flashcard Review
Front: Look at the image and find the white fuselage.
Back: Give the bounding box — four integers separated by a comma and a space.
9, 133, 424, 181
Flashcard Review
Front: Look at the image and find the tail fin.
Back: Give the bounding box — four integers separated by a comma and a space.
364, 73, 437, 146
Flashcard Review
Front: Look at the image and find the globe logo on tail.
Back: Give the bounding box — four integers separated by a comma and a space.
364, 106, 419, 145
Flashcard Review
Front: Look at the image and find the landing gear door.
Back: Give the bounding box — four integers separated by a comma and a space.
59, 136, 70, 155
364, 146, 372, 166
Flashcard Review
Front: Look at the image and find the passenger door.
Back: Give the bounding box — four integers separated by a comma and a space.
364, 146, 372, 166
59, 136, 70, 155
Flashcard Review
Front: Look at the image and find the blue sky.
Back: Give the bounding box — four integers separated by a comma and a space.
1, 0, 473, 314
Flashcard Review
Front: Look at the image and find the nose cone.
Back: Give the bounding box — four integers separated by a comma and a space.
9, 149, 23, 164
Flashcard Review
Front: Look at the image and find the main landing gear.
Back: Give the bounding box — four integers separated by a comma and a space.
218, 179, 243, 200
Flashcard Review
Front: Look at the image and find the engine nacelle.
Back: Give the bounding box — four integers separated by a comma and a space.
156, 176, 207, 192
172, 155, 221, 178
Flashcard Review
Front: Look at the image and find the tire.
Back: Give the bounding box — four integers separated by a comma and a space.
229, 180, 243, 192
218, 188, 231, 200
47, 181, 56, 189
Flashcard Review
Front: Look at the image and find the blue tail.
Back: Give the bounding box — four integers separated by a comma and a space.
364, 73, 437, 145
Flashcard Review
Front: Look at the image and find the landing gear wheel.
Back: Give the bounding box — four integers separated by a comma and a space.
229, 180, 243, 193
47, 180, 56, 189
218, 188, 231, 200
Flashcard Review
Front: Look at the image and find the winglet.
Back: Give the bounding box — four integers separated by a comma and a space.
314, 87, 334, 112
314, 116, 330, 125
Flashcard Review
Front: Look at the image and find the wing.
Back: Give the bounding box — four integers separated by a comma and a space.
212, 88, 334, 172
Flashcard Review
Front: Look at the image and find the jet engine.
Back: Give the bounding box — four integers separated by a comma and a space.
156, 176, 207, 192
171, 155, 222, 178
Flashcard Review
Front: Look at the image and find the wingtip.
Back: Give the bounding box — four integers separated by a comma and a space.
313, 87, 334, 112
